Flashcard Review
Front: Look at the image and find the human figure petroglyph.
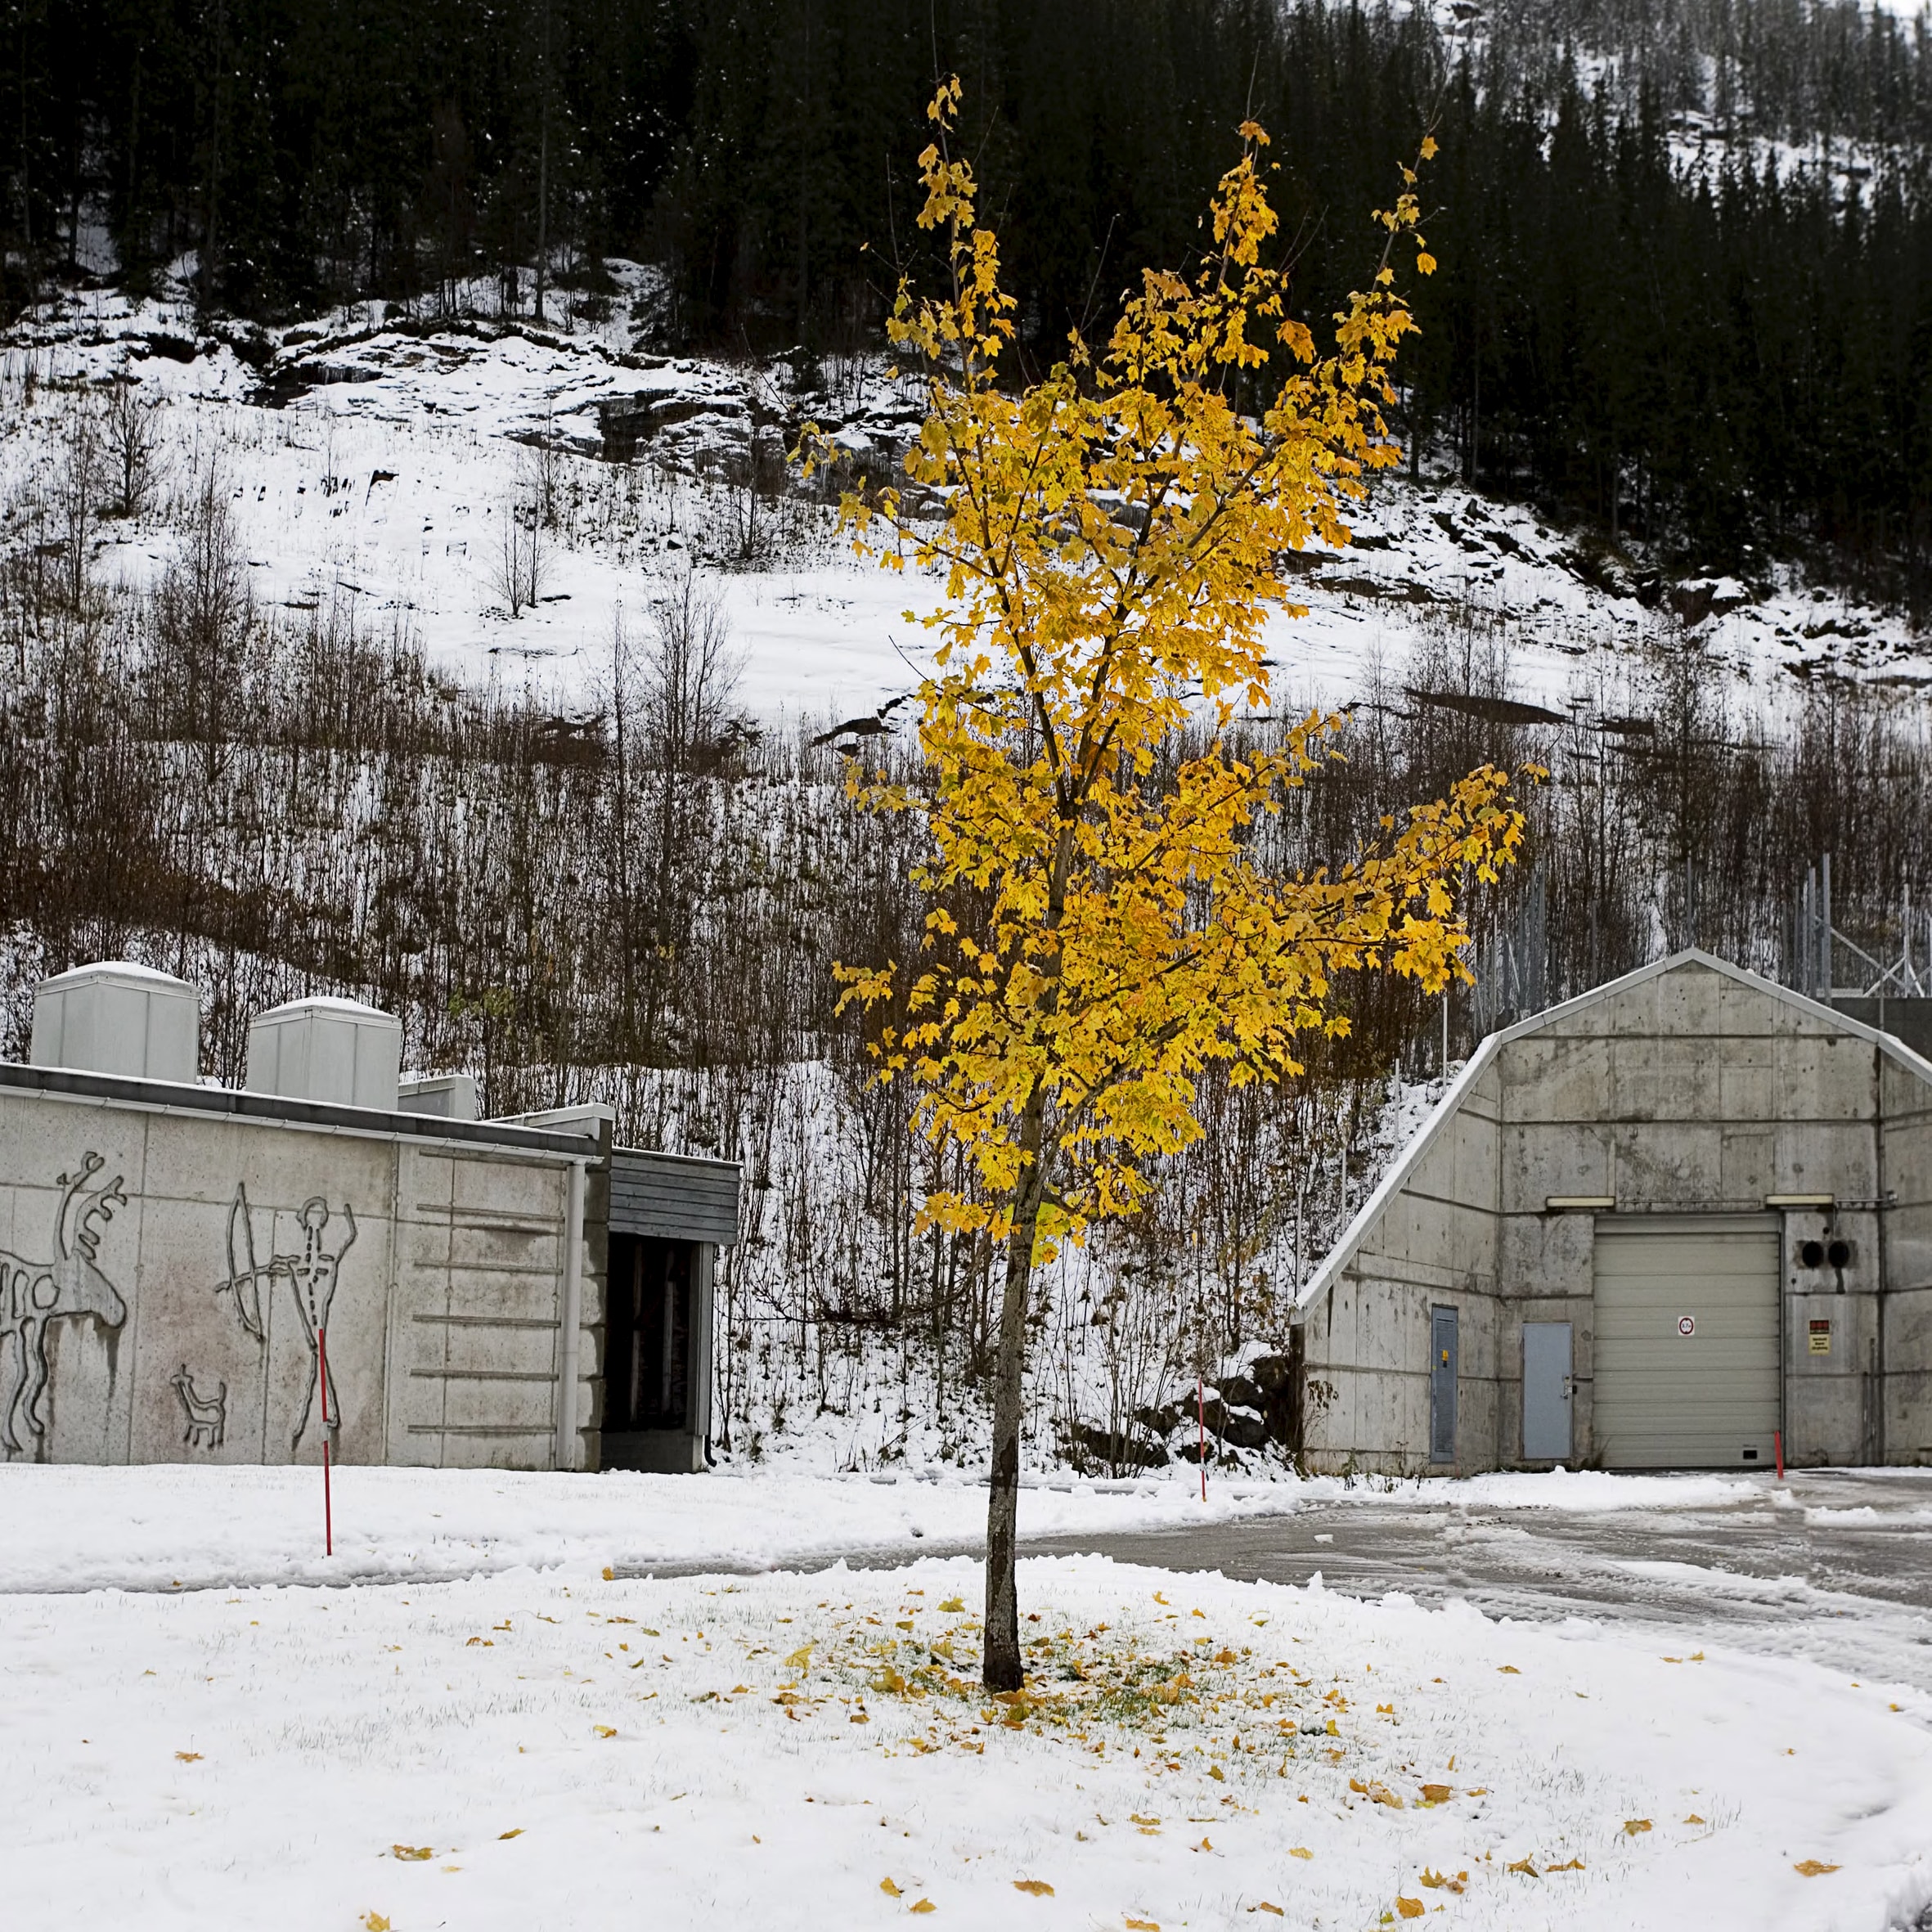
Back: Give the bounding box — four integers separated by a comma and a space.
216, 1184, 357, 1451
0, 1153, 128, 1455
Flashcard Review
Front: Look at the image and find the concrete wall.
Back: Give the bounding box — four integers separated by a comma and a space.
1298, 957, 1926, 1474
0, 1083, 596, 1470
1880, 1056, 1932, 1466
1301, 1061, 1503, 1474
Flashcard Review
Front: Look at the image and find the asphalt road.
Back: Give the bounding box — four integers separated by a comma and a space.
1014, 1468, 1932, 1689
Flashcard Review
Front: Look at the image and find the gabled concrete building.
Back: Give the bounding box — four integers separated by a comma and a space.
1, 962, 739, 1474
1295, 950, 1932, 1473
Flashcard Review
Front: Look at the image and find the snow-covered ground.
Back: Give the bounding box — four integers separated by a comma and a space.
0, 1459, 1764, 1595
9, 274, 1928, 734
5, 1464, 1930, 1929
6, 1544, 1928, 1930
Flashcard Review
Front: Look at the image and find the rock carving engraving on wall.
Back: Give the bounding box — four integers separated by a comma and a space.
0, 1152, 129, 1455
171, 1365, 227, 1449
216, 1184, 357, 1450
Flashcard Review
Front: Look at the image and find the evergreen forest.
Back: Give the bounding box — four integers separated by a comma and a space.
12, 0, 1932, 605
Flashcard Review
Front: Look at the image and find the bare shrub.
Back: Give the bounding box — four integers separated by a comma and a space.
101, 377, 164, 519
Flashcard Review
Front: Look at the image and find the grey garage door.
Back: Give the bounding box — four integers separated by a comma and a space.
1592, 1215, 1780, 1469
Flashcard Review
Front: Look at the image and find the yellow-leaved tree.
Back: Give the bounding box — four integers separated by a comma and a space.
807, 81, 1527, 1692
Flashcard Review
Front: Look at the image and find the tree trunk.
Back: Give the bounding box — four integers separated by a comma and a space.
982, 1088, 1047, 1692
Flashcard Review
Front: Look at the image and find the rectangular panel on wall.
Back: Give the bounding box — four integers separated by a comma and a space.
393, 1150, 568, 1470
1593, 1214, 1779, 1468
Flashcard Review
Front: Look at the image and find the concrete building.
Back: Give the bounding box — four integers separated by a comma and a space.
1295, 949, 1932, 1474
0, 962, 738, 1473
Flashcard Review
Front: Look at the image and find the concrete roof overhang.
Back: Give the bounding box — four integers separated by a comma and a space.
1292, 946, 1932, 1319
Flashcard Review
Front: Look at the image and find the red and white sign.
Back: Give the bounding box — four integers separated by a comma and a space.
1677, 1314, 1696, 1337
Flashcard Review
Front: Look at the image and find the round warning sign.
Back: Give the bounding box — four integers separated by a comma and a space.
1677, 1314, 1696, 1337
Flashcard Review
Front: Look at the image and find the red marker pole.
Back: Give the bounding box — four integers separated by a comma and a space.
1774, 1428, 1785, 1481
1197, 1376, 1207, 1503
320, 1326, 334, 1557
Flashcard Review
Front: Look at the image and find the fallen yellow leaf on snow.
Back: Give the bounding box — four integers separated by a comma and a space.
1546, 1858, 1584, 1872
1196, 1837, 1213, 1852
362, 1917, 390, 1932
1418, 1783, 1452, 1804
1684, 1814, 1705, 1826
910, 1901, 937, 1915
881, 1879, 903, 1897
784, 1643, 813, 1671
938, 1598, 965, 1613
595, 1726, 618, 1739
1395, 1898, 1425, 1920
1249, 1906, 1283, 1917
174, 1751, 203, 1763
1624, 1819, 1651, 1835
602, 1566, 614, 1580
1125, 1920, 1160, 1930
1013, 1880, 1054, 1896
499, 1829, 523, 1840
1497, 1665, 1521, 1675
1506, 1857, 1539, 1876
1794, 1861, 1840, 1877
392, 1845, 433, 1862
1289, 1848, 1314, 1860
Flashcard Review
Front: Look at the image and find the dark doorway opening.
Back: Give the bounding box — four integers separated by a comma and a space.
604, 1235, 694, 1434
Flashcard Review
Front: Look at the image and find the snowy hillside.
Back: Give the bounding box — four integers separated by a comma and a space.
8, 268, 1927, 730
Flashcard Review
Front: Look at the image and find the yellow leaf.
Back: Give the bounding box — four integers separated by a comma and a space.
174, 1751, 203, 1763
595, 1725, 618, 1739
1497, 1665, 1521, 1675
1546, 1858, 1584, 1872
392, 1845, 433, 1862
1506, 1858, 1538, 1876
1126, 1921, 1161, 1930
939, 1598, 965, 1613
1251, 1904, 1284, 1918
1395, 1899, 1425, 1921
499, 1829, 523, 1840
1013, 1880, 1054, 1897
1196, 1838, 1212, 1852
1289, 1848, 1314, 1859
1421, 135, 1439, 160
1418, 1783, 1452, 1804
882, 1879, 903, 1897
784, 1643, 814, 1672
1684, 1814, 1705, 1825
1207, 1765, 1226, 1782
1794, 1861, 1840, 1877
910, 1901, 937, 1915
363, 1917, 391, 1932
602, 1566, 614, 1580
1623, 1818, 1651, 1835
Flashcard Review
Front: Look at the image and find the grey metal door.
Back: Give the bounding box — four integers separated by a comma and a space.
1521, 1321, 1573, 1461
1593, 1215, 1780, 1468
1430, 1306, 1458, 1464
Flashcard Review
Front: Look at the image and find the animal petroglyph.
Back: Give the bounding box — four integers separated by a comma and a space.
0, 1152, 128, 1455
217, 1184, 356, 1450
171, 1365, 227, 1450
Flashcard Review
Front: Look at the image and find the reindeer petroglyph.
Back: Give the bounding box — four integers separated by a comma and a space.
0, 1152, 128, 1455
171, 1365, 227, 1450
217, 1184, 356, 1450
